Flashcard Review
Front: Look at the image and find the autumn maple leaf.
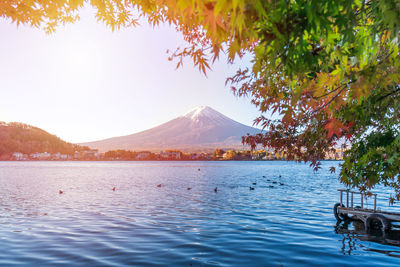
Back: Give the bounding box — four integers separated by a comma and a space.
325, 118, 345, 139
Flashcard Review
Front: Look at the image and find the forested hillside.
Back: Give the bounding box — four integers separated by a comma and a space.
0, 122, 86, 156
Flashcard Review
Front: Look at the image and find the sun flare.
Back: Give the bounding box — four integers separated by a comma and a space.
60, 41, 105, 78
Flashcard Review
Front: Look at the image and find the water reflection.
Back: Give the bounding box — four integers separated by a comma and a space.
335, 220, 400, 257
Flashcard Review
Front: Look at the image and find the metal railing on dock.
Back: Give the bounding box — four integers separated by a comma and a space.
337, 189, 377, 211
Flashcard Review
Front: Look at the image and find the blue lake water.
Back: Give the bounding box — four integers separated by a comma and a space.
0, 161, 399, 266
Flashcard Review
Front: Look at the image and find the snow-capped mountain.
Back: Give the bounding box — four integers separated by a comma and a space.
80, 106, 262, 152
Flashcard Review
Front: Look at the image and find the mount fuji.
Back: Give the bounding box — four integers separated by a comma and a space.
80, 106, 262, 152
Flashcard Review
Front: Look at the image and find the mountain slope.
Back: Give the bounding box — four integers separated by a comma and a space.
81, 106, 262, 152
0, 122, 86, 156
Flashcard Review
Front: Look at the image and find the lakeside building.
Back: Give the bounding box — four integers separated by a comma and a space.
74, 149, 99, 160
30, 152, 51, 160
28, 152, 70, 160
51, 153, 73, 160
263, 152, 277, 160
325, 149, 345, 160
136, 151, 152, 160
160, 151, 182, 160
12, 152, 28, 160
190, 153, 199, 160
60, 154, 70, 160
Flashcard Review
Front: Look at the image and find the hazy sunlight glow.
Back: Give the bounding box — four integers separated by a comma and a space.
0, 8, 260, 143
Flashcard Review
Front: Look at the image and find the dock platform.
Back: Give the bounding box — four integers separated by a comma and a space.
334, 189, 400, 233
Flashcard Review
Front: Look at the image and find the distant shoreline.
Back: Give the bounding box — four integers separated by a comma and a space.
0, 159, 344, 162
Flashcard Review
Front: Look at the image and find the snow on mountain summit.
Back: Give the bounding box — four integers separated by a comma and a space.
182, 106, 234, 125
183, 106, 217, 119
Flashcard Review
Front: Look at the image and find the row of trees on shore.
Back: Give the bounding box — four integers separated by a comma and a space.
102, 149, 344, 161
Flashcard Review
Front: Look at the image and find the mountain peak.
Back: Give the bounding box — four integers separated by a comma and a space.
183, 106, 215, 120
182, 106, 233, 125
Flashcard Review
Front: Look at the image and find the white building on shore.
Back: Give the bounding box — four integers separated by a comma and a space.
12, 152, 28, 160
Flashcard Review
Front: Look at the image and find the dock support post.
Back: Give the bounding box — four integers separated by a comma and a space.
351, 192, 353, 208
346, 190, 349, 208
340, 191, 343, 206
361, 193, 363, 209
374, 194, 377, 211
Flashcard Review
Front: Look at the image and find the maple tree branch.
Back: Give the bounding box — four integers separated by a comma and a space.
312, 86, 346, 115
377, 86, 400, 102
312, 84, 343, 100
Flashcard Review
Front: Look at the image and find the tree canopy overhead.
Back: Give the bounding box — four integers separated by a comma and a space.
2, 0, 400, 200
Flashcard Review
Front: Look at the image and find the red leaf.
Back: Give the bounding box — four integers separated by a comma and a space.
325, 118, 345, 139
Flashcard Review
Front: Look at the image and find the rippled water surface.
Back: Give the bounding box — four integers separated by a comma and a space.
1, 161, 400, 266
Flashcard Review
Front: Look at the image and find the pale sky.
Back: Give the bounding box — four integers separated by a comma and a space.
0, 8, 260, 143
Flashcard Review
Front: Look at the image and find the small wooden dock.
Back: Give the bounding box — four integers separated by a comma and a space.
334, 189, 400, 233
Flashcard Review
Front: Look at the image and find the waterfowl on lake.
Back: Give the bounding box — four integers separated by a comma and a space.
187, 187, 191, 190
198, 168, 200, 171
272, 181, 277, 184
279, 183, 284, 186
252, 182, 257, 185
59, 190, 63, 194
269, 185, 274, 188
267, 179, 271, 182
157, 184, 162, 187
112, 187, 116, 191
214, 187, 218, 193
249, 187, 255, 190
